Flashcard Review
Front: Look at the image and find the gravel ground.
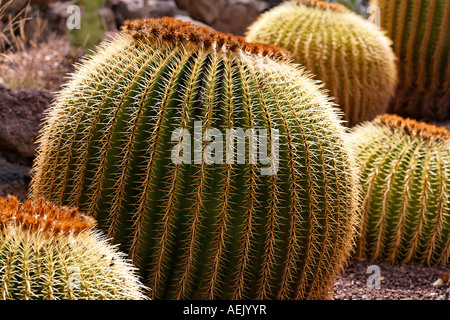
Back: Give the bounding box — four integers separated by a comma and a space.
333, 259, 450, 300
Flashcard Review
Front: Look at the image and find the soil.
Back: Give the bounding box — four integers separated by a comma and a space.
333, 259, 450, 300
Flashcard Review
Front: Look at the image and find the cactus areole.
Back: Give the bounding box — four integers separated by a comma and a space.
245, 0, 398, 127
0, 196, 146, 300
353, 114, 450, 265
31, 17, 358, 299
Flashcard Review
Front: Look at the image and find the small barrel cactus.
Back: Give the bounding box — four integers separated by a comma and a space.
30, 17, 358, 299
68, 0, 106, 52
372, 0, 450, 121
245, 0, 398, 127
352, 114, 450, 265
0, 195, 147, 299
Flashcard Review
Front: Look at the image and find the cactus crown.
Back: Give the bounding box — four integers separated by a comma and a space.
0, 196, 147, 300
0, 196, 95, 236
294, 0, 350, 12
122, 17, 292, 62
373, 114, 450, 143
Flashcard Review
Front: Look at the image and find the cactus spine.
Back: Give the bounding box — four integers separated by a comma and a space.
245, 0, 398, 127
0, 195, 146, 300
352, 114, 450, 265
372, 0, 450, 121
30, 17, 358, 299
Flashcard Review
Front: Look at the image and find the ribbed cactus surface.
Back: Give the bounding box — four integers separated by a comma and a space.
372, 0, 450, 121
30, 17, 358, 299
0, 195, 146, 300
352, 114, 450, 265
245, 0, 397, 127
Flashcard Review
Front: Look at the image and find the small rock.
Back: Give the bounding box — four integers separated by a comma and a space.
433, 273, 450, 287
174, 0, 226, 25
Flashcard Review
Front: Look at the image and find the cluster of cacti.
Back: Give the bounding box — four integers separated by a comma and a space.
68, 0, 106, 52
0, 195, 146, 300
372, 0, 450, 121
29, 17, 359, 300
245, 0, 397, 127
352, 114, 450, 265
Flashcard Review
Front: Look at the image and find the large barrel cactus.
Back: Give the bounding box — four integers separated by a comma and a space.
327, 0, 367, 16
245, 0, 398, 127
30, 17, 358, 299
0, 195, 146, 300
372, 0, 450, 121
352, 114, 450, 265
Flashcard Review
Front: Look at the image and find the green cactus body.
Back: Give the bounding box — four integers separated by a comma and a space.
0, 195, 146, 300
352, 114, 450, 265
245, 0, 397, 127
74, 0, 104, 12
30, 17, 358, 299
372, 0, 450, 121
69, 0, 106, 52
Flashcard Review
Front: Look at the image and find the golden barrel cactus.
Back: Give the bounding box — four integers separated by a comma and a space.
246, 0, 398, 127
352, 114, 450, 265
30, 17, 359, 299
372, 0, 450, 121
0, 195, 146, 300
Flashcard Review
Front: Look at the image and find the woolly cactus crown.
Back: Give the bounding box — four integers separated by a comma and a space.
0, 196, 147, 300
373, 114, 450, 143
122, 17, 292, 61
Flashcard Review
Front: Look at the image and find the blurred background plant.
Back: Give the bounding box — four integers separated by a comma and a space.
68, 0, 106, 53
0, 0, 74, 91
